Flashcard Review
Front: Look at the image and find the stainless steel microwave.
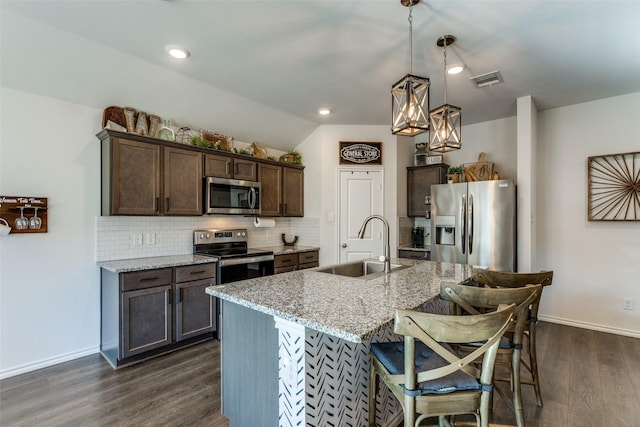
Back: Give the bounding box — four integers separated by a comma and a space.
204, 177, 261, 215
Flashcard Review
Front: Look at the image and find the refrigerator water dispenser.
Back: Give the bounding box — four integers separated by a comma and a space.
434, 215, 456, 246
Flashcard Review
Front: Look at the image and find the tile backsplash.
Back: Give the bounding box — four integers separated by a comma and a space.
96, 215, 320, 261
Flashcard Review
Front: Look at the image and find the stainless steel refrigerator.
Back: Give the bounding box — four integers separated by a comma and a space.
430, 179, 516, 271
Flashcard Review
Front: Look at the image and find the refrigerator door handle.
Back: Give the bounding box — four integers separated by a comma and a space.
461, 194, 466, 254
468, 194, 474, 254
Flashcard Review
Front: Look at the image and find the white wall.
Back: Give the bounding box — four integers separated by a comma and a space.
297, 125, 401, 266
0, 88, 102, 377
536, 92, 640, 336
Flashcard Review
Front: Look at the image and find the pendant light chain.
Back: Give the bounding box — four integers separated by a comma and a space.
443, 36, 448, 105
408, 2, 413, 74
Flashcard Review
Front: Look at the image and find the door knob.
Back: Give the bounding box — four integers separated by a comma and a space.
341, 243, 347, 248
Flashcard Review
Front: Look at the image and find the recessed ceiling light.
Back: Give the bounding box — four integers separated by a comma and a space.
447, 64, 465, 75
165, 45, 190, 59
318, 108, 331, 116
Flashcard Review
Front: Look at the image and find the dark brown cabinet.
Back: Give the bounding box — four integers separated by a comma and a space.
174, 264, 216, 341
204, 153, 257, 181
100, 130, 202, 216
259, 163, 304, 217
274, 250, 319, 274
100, 263, 216, 368
407, 164, 448, 217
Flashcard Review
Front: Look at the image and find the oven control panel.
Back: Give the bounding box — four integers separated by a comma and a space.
194, 229, 248, 245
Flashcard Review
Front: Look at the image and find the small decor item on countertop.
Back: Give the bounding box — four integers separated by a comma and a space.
281, 233, 299, 247
158, 119, 175, 141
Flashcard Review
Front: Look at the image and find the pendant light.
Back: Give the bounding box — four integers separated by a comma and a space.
429, 35, 462, 152
391, 0, 430, 136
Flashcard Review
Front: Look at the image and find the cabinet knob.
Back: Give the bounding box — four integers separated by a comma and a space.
341, 243, 347, 248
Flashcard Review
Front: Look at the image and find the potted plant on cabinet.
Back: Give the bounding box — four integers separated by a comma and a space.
447, 166, 463, 183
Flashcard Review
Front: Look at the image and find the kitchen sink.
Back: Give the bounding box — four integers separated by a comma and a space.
315, 260, 410, 278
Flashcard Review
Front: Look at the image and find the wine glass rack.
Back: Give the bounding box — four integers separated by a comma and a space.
0, 196, 48, 234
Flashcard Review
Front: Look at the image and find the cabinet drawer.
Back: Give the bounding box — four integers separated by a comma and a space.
274, 265, 297, 274
175, 263, 217, 283
297, 251, 319, 264
274, 254, 298, 268
398, 250, 430, 260
298, 262, 319, 271
121, 268, 173, 292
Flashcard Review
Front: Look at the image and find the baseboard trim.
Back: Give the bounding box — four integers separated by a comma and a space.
539, 315, 640, 339
0, 346, 100, 380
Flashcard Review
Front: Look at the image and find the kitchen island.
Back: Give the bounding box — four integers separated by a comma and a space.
206, 259, 470, 427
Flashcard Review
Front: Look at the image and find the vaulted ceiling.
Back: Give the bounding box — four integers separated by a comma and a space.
2, 1, 639, 150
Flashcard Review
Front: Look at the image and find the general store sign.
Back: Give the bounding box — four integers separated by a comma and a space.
339, 141, 382, 165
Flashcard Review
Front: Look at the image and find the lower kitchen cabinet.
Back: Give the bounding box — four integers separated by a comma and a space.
100, 263, 216, 368
274, 250, 319, 274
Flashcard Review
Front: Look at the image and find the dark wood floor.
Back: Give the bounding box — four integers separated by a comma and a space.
1, 322, 639, 426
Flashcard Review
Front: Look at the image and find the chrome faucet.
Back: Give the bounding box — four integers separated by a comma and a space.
357, 215, 391, 274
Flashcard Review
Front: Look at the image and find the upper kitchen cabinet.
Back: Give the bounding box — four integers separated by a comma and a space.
407, 164, 448, 217
99, 129, 202, 216
258, 163, 304, 217
204, 153, 257, 181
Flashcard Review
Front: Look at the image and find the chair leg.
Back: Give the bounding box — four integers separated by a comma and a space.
528, 326, 544, 407
369, 356, 378, 427
512, 350, 525, 427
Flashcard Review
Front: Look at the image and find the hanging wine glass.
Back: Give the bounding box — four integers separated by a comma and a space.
15, 206, 29, 230
29, 207, 42, 229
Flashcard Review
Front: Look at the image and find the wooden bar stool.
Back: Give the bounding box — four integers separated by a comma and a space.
369, 304, 516, 427
470, 269, 553, 407
440, 282, 542, 427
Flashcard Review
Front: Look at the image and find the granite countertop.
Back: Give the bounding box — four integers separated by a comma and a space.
256, 245, 320, 256
98, 254, 217, 273
206, 259, 470, 343
398, 246, 431, 252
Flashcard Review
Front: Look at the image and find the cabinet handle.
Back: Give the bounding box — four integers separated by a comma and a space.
155, 197, 159, 213
167, 289, 172, 305
189, 270, 206, 275
165, 197, 169, 212
177, 288, 183, 303
226, 161, 230, 176
283, 203, 288, 214
140, 277, 159, 282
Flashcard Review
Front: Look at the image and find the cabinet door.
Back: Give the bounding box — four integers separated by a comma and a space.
111, 138, 161, 215
175, 279, 215, 341
204, 153, 233, 179
121, 285, 172, 359
258, 163, 282, 216
164, 147, 203, 215
282, 166, 304, 217
233, 158, 258, 181
407, 165, 448, 217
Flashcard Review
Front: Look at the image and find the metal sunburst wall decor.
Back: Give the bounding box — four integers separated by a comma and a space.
588, 151, 640, 221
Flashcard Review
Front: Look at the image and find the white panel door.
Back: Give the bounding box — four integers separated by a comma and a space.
338, 169, 383, 263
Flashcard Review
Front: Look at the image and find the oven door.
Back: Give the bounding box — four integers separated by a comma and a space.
217, 254, 275, 285
205, 177, 261, 215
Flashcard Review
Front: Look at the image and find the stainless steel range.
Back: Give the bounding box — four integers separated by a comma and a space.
193, 229, 274, 285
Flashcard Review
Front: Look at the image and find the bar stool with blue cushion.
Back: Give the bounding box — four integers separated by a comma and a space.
470, 268, 553, 407
440, 282, 542, 427
368, 304, 515, 427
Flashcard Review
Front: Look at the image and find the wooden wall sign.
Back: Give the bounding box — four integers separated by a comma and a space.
0, 196, 49, 234
588, 151, 640, 221
339, 141, 382, 165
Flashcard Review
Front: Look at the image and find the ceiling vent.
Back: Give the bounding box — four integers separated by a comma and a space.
470, 70, 503, 88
